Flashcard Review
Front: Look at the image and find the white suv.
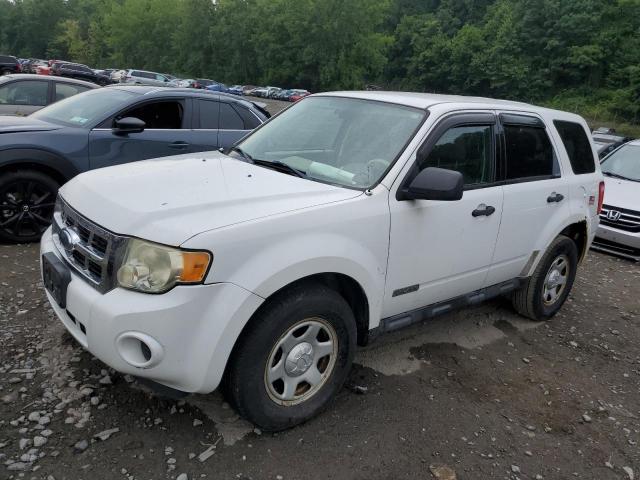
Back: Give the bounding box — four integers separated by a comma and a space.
40, 92, 604, 431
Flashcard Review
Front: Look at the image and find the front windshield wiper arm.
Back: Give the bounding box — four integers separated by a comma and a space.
252, 159, 307, 178
603, 171, 638, 182
228, 146, 253, 162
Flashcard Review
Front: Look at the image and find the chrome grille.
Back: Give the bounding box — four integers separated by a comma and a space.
599, 204, 640, 233
52, 196, 126, 293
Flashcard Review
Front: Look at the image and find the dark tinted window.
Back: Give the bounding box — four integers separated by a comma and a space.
553, 120, 596, 174
220, 102, 244, 130
504, 125, 555, 180
418, 125, 494, 185
232, 104, 261, 129
199, 100, 219, 129
120, 101, 184, 129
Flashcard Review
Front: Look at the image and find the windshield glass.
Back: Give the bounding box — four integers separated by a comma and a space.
32, 88, 137, 127
601, 144, 640, 182
237, 96, 426, 189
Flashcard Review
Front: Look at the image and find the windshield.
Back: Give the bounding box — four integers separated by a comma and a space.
601, 144, 640, 182
237, 96, 426, 189
32, 88, 137, 128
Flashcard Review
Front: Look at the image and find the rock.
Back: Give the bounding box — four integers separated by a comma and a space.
27, 411, 41, 422
582, 413, 592, 423
38, 416, 50, 425
99, 375, 112, 385
177, 475, 188, 480
198, 446, 216, 463
522, 358, 530, 364
2, 392, 18, 403
94, 428, 119, 441
19, 438, 31, 450
7, 462, 27, 471
623, 466, 634, 480
511, 465, 521, 473
90, 397, 100, 406
33, 436, 47, 447
429, 464, 457, 480
193, 419, 203, 427
167, 457, 176, 464
8, 377, 22, 384
74, 439, 89, 452
41, 429, 53, 437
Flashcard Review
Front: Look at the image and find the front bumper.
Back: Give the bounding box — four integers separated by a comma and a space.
40, 227, 264, 393
592, 223, 640, 261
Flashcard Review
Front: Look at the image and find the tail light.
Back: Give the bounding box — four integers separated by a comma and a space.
597, 181, 605, 214
16, 63, 22, 72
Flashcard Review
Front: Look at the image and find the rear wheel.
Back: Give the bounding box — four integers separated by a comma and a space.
512, 235, 578, 321
0, 170, 59, 243
224, 283, 356, 431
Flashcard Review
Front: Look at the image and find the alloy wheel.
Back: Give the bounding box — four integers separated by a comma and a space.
0, 179, 56, 240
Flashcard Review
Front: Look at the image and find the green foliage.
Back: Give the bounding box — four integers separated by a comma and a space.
0, 0, 638, 126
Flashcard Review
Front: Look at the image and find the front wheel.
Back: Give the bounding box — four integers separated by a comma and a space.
224, 283, 356, 431
512, 235, 578, 321
0, 170, 59, 243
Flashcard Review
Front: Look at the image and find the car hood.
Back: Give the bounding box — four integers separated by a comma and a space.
603, 177, 640, 210
60, 151, 363, 246
0, 115, 62, 133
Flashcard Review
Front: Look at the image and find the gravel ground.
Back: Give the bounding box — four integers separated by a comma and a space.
1, 245, 639, 480
0, 99, 639, 479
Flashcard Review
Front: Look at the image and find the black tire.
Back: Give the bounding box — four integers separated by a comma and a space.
0, 170, 59, 243
512, 235, 578, 321
224, 282, 357, 431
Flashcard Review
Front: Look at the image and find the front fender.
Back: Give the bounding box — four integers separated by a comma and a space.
0, 147, 80, 181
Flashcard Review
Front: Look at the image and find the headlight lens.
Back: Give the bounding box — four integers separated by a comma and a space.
117, 239, 211, 293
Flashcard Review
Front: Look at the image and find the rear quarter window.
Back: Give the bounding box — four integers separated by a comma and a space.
553, 120, 596, 174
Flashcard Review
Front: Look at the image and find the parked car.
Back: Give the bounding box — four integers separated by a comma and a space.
266, 86, 282, 98
250, 87, 269, 97
0, 86, 269, 242
0, 55, 22, 75
120, 69, 177, 87
242, 85, 258, 95
50, 62, 110, 86
591, 139, 640, 260
592, 127, 633, 159
39, 92, 602, 431
228, 85, 244, 96
110, 69, 127, 83
177, 78, 199, 88
22, 58, 48, 74
289, 90, 310, 102
0, 74, 98, 116
205, 82, 230, 94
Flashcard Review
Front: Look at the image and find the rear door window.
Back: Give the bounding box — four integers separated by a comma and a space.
504, 124, 557, 180
55, 82, 91, 102
553, 120, 596, 174
199, 100, 220, 129
219, 103, 244, 130
232, 104, 261, 129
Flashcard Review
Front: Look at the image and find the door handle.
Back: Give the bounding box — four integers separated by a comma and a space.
169, 141, 189, 149
472, 204, 496, 217
547, 192, 564, 203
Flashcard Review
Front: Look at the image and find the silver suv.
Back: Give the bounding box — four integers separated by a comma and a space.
592, 139, 640, 260
121, 69, 177, 87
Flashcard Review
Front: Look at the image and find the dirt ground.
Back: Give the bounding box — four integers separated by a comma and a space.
1, 98, 639, 479
1, 242, 638, 480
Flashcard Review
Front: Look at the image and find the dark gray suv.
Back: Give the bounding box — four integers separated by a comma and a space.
0, 86, 269, 242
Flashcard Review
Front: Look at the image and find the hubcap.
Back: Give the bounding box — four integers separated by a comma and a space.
543, 254, 569, 305
0, 179, 55, 239
265, 318, 338, 406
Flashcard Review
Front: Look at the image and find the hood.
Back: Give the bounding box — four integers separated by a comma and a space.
603, 177, 640, 210
0, 115, 62, 133
60, 151, 362, 246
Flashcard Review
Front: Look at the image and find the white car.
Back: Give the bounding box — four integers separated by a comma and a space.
592, 139, 640, 260
40, 92, 603, 431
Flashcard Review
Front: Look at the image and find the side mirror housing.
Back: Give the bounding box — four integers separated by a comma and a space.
113, 117, 145, 134
398, 167, 464, 201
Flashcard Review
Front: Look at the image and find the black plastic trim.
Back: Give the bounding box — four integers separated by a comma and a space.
499, 113, 545, 128
379, 278, 524, 333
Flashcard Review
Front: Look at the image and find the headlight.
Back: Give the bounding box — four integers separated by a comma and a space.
117, 239, 211, 293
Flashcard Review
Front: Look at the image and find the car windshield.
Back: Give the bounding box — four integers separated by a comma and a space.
32, 88, 137, 127
237, 96, 426, 189
601, 144, 640, 182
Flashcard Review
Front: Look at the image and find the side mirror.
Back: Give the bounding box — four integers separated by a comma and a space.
398, 167, 464, 201
113, 117, 145, 134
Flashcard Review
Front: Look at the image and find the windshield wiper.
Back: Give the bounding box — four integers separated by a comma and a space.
252, 159, 307, 178
603, 171, 638, 182
228, 146, 253, 162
